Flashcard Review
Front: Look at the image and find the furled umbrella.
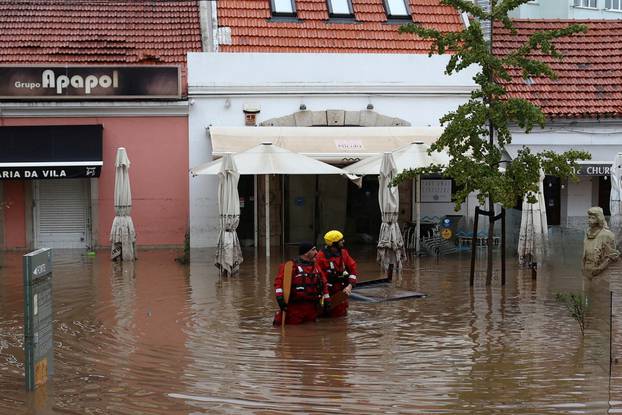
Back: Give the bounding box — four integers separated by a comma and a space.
110, 147, 136, 261
377, 152, 406, 275
517, 170, 548, 266
216, 153, 243, 274
610, 153, 622, 244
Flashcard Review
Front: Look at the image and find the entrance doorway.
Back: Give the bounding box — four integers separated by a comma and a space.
543, 175, 561, 226
34, 179, 91, 249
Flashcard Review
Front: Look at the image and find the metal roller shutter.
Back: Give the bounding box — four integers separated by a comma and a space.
35, 179, 90, 249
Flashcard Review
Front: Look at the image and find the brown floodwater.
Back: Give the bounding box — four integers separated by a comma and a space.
1, 239, 622, 414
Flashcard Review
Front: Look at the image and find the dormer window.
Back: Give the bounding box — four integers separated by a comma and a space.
327, 0, 354, 18
271, 0, 296, 17
384, 0, 410, 18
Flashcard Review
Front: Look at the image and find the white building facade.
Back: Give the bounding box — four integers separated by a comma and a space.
509, 0, 622, 19
188, 52, 478, 248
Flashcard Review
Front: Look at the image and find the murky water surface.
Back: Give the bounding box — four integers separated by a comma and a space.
1, 238, 622, 414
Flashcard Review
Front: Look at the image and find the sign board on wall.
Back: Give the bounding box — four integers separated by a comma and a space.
23, 248, 54, 391
0, 125, 103, 179
421, 179, 452, 202
573, 164, 611, 176
0, 65, 181, 99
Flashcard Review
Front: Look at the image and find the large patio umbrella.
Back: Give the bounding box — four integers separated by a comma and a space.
377, 153, 406, 273
517, 170, 548, 265
191, 142, 359, 257
345, 141, 450, 252
610, 153, 622, 244
216, 154, 243, 274
110, 147, 136, 261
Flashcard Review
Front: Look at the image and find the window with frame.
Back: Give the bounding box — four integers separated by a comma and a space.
271, 0, 296, 17
327, 0, 354, 17
384, 0, 410, 18
574, 0, 597, 8
606, 0, 622, 10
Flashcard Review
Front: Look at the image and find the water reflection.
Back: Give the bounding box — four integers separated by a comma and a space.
0, 239, 621, 413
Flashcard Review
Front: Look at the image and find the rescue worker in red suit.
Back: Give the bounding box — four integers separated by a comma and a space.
316, 230, 358, 318
273, 242, 331, 325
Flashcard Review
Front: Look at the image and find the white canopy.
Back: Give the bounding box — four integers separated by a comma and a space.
191, 142, 359, 176
209, 126, 444, 164
344, 141, 449, 175
191, 142, 358, 256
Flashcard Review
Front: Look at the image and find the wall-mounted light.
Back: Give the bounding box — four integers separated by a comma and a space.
367, 103, 374, 110
224, 98, 231, 108
299, 104, 307, 111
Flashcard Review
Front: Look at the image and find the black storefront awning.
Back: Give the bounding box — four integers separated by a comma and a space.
0, 124, 103, 179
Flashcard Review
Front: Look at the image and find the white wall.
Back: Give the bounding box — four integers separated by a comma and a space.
507, 120, 622, 163
508, 119, 622, 228
188, 53, 478, 247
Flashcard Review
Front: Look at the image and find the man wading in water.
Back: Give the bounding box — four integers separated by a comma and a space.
316, 230, 358, 318
273, 242, 331, 326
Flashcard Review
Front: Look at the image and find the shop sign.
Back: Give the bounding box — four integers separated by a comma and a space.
573, 164, 611, 176
335, 139, 364, 151
0, 165, 101, 180
421, 179, 452, 202
0, 65, 180, 99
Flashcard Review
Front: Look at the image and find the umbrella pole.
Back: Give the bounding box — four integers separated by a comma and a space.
266, 174, 270, 257
416, 174, 421, 253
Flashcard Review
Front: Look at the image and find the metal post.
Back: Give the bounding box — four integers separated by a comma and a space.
265, 174, 270, 257
501, 208, 506, 286
470, 207, 480, 286
254, 175, 258, 249
416, 174, 421, 253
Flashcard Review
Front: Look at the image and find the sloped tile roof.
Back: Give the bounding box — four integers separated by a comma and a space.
0, 0, 203, 93
494, 19, 622, 119
217, 0, 463, 53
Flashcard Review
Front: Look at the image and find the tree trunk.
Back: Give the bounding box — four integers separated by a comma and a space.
486, 197, 494, 285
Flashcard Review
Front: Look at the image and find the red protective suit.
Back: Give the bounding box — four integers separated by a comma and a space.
316, 246, 358, 317
273, 257, 329, 325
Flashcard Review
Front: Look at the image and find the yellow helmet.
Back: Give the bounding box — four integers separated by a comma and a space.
324, 230, 344, 246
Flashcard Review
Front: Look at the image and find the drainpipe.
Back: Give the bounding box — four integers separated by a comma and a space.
198, 0, 219, 52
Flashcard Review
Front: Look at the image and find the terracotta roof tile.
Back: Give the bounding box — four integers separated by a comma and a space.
494, 19, 622, 119
217, 0, 463, 53
0, 0, 203, 93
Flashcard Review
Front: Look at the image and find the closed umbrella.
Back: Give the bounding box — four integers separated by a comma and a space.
346, 141, 449, 252
110, 147, 136, 261
517, 170, 548, 265
216, 154, 243, 274
377, 153, 406, 274
610, 153, 622, 244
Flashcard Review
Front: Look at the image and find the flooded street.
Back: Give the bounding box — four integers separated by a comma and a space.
1, 240, 622, 414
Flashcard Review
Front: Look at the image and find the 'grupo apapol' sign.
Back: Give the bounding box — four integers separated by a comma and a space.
0, 65, 180, 99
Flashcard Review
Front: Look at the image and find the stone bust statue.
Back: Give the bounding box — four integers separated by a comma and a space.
582, 206, 620, 278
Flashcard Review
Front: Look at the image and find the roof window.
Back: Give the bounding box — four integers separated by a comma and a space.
327, 0, 354, 18
271, 0, 297, 17
384, 0, 410, 18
